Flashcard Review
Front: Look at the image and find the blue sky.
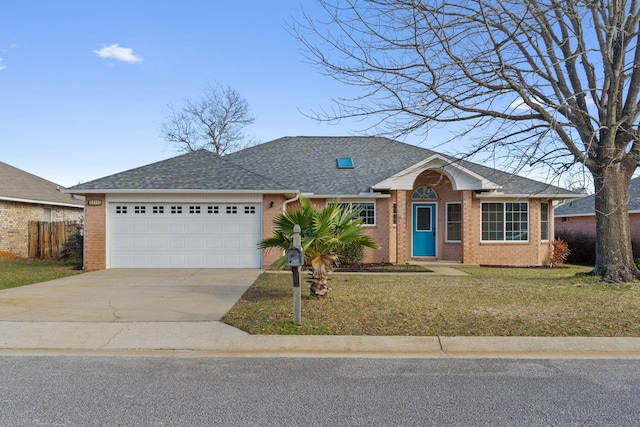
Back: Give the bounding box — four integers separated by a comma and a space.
2, 1, 417, 187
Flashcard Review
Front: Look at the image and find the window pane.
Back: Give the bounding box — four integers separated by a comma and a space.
482, 203, 504, 240
351, 202, 375, 225
416, 206, 432, 231
540, 202, 549, 240
505, 203, 528, 241
447, 203, 462, 241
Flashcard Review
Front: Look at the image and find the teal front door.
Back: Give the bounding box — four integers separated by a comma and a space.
413, 203, 436, 257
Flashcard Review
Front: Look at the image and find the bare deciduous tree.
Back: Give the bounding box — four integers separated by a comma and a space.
161, 85, 255, 155
293, 0, 640, 283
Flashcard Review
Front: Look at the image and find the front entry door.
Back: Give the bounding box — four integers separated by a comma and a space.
413, 203, 436, 257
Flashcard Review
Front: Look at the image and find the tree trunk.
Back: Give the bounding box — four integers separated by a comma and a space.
308, 270, 330, 296
592, 167, 640, 283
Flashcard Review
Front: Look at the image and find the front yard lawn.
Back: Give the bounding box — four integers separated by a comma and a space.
0, 258, 83, 291
222, 265, 640, 336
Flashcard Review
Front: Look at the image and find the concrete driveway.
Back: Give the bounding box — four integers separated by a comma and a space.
0, 269, 261, 322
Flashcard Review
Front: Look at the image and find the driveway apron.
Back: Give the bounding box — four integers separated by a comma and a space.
0, 269, 261, 322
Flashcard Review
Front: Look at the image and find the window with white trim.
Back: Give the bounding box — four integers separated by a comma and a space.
446, 203, 462, 242
335, 201, 376, 226
540, 202, 549, 241
481, 202, 529, 241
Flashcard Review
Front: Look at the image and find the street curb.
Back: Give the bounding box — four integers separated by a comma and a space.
1, 322, 639, 358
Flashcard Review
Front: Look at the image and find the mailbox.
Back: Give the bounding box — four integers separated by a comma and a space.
286, 246, 304, 267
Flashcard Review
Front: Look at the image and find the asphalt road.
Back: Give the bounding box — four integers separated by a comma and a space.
1, 356, 639, 426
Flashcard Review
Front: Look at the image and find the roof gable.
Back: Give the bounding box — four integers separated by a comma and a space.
373, 154, 501, 191
0, 161, 83, 207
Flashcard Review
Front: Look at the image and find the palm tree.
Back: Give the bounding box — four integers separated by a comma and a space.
259, 197, 379, 296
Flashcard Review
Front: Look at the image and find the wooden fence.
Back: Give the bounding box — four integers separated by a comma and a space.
28, 221, 78, 259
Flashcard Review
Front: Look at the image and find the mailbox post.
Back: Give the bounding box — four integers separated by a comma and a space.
286, 224, 304, 325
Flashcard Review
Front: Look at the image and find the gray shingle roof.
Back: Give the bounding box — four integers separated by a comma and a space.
68, 136, 578, 197
0, 161, 83, 207
555, 176, 640, 216
68, 149, 293, 192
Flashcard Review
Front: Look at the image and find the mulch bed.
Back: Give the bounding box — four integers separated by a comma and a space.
334, 263, 432, 273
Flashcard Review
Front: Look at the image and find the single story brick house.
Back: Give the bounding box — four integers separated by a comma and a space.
555, 176, 640, 244
0, 161, 84, 257
65, 136, 580, 270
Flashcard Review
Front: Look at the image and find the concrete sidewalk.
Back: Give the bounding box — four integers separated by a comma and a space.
1, 321, 640, 358
1, 268, 639, 359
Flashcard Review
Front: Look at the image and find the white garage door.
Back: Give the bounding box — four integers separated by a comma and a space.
108, 202, 262, 268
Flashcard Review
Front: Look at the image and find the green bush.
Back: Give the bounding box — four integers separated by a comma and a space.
336, 242, 364, 266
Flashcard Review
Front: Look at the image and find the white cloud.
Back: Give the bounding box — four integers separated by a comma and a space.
93, 44, 142, 63
0, 58, 6, 71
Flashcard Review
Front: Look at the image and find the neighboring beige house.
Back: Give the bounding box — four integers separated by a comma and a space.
0, 161, 84, 257
65, 136, 582, 271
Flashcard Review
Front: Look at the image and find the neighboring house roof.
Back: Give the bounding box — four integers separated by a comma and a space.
0, 161, 83, 207
67, 136, 580, 198
555, 176, 640, 217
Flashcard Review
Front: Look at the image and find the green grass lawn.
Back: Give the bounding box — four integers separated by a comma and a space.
0, 258, 83, 291
222, 265, 640, 337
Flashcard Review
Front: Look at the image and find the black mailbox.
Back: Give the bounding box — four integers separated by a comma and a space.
286, 246, 304, 267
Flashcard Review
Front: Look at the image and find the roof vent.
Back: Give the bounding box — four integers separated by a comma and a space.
337, 157, 354, 169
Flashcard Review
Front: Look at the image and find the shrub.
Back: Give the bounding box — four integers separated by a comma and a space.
59, 221, 83, 263
551, 238, 570, 267
336, 242, 364, 266
555, 231, 595, 266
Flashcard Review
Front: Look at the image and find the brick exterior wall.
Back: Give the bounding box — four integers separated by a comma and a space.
554, 215, 596, 237
388, 170, 551, 267
83, 195, 106, 271
470, 197, 552, 266
261, 194, 289, 268
555, 212, 640, 248
82, 184, 556, 270
0, 200, 82, 257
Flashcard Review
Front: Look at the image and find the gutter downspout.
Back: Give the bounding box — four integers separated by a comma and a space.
282, 193, 300, 213
281, 193, 301, 258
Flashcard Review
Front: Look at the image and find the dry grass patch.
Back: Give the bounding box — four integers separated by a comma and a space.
222, 266, 640, 336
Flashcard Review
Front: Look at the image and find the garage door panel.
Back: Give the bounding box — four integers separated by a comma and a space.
168, 238, 185, 249
186, 238, 204, 249
109, 202, 261, 268
111, 237, 131, 250
147, 221, 167, 233
167, 221, 185, 233
131, 238, 148, 249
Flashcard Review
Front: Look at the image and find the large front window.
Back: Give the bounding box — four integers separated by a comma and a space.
481, 202, 528, 241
